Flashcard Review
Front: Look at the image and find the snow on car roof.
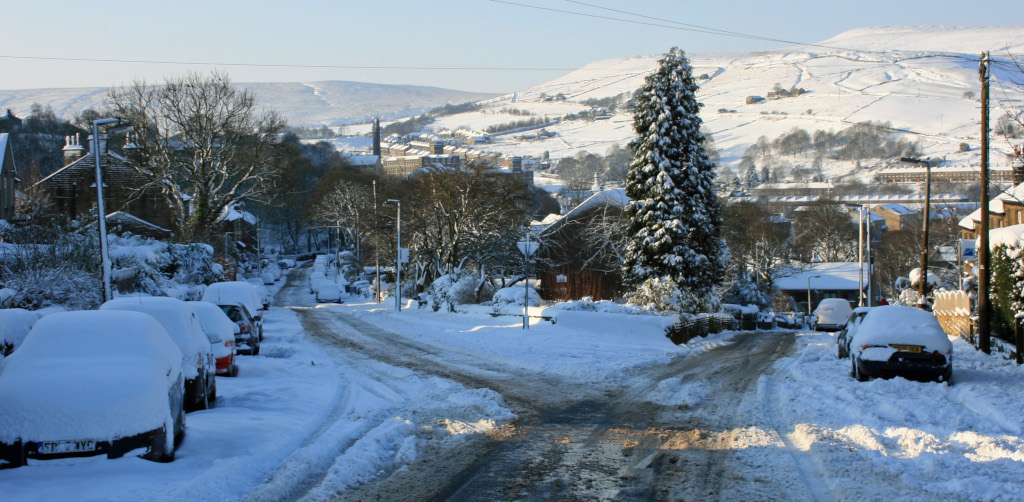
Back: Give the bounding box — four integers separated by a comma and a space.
202, 281, 262, 314
187, 300, 240, 340
852, 305, 952, 351
100, 297, 211, 376
0, 311, 182, 442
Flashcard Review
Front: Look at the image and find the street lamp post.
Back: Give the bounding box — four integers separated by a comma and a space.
385, 199, 401, 312
806, 274, 822, 326
517, 232, 539, 330
91, 118, 131, 303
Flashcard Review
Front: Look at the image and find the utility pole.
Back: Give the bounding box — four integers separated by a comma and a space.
919, 160, 931, 308
858, 206, 865, 307
979, 51, 992, 354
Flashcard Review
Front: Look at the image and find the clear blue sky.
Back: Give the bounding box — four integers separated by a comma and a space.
2, 0, 1020, 93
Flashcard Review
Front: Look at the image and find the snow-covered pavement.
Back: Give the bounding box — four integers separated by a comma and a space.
2, 266, 1024, 501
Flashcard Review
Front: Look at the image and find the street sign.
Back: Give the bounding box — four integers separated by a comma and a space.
398, 248, 409, 263
517, 241, 539, 258
961, 239, 977, 261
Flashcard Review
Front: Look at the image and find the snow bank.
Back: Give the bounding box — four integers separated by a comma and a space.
549, 310, 677, 336
769, 330, 1024, 500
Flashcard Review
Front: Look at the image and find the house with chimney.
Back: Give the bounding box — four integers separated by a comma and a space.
34, 134, 172, 231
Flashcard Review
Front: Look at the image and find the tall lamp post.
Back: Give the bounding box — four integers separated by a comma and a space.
92, 118, 132, 303
385, 199, 401, 312
806, 274, 821, 326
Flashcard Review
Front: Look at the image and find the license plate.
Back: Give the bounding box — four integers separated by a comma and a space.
890, 344, 922, 353
37, 439, 97, 454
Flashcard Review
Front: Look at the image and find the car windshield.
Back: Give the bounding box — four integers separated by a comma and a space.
221, 306, 243, 323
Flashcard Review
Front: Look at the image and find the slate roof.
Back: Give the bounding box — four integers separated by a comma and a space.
35, 151, 145, 192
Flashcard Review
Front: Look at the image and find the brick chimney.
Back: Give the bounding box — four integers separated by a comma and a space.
62, 133, 85, 165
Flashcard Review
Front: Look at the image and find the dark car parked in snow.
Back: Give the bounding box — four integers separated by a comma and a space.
850, 306, 953, 384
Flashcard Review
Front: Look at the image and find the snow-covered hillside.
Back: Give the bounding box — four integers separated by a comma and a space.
425, 26, 1024, 176
0, 81, 497, 128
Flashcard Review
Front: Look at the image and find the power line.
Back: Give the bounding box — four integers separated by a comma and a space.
0, 54, 594, 72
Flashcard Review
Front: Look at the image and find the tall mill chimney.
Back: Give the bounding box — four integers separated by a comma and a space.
372, 117, 381, 157
1014, 146, 1024, 186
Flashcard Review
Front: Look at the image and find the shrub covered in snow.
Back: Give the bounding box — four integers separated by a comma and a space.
427, 273, 482, 310
492, 286, 540, 307
623, 276, 705, 314
549, 297, 650, 315
0, 309, 40, 358
109, 236, 222, 300
0, 225, 101, 310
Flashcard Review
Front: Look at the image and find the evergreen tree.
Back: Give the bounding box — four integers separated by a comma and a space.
623, 47, 724, 311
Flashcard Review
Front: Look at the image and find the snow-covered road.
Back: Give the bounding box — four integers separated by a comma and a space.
2, 265, 1023, 501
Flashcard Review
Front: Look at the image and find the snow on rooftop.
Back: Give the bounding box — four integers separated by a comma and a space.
959, 182, 1024, 230
986, 223, 1024, 250
540, 189, 629, 235
879, 203, 916, 215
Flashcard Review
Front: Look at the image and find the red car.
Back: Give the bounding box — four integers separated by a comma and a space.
188, 301, 239, 377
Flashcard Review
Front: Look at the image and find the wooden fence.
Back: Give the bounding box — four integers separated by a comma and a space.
665, 313, 738, 345
933, 290, 972, 339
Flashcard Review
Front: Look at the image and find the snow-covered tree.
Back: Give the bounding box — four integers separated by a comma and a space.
623, 47, 724, 312
108, 71, 286, 242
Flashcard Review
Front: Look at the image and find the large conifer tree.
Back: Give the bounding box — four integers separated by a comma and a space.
623, 47, 724, 309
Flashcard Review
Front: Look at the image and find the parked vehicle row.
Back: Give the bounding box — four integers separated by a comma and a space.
0, 280, 273, 468
834, 305, 953, 385
309, 255, 344, 304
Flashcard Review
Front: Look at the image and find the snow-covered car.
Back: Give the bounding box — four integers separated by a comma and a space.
245, 278, 273, 310
260, 270, 276, 285
217, 303, 261, 355
311, 277, 334, 295
0, 311, 185, 466
100, 298, 216, 411
187, 301, 239, 378
836, 306, 873, 359
308, 271, 327, 293
202, 281, 264, 339
316, 283, 343, 303
850, 305, 953, 384
811, 298, 853, 332
0, 309, 41, 357
277, 258, 295, 269
264, 262, 282, 280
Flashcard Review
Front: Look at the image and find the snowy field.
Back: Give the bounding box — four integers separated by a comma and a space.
2, 280, 1024, 499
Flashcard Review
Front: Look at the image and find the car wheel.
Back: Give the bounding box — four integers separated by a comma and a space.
853, 357, 867, 382
174, 407, 186, 447
229, 364, 239, 377
145, 426, 175, 463
208, 379, 217, 403
197, 378, 210, 410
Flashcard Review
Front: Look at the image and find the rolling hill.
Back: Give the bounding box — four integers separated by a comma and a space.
0, 81, 498, 127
